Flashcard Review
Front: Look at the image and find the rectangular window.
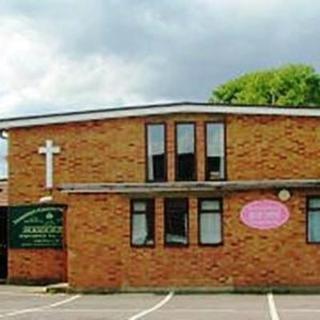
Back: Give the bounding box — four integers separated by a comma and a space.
206, 123, 225, 180
176, 123, 196, 181
199, 199, 222, 245
308, 197, 320, 243
165, 198, 188, 246
146, 124, 166, 182
131, 199, 155, 246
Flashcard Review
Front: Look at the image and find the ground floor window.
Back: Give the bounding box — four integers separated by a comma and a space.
198, 199, 222, 245
165, 198, 188, 246
130, 197, 224, 247
307, 197, 320, 243
131, 199, 155, 246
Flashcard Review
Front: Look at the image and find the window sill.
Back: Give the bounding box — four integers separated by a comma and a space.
164, 243, 189, 248
198, 242, 223, 247
131, 244, 155, 248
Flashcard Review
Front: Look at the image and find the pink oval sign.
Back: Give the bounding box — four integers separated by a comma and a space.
240, 200, 289, 230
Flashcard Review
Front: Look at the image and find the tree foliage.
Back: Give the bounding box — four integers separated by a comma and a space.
209, 64, 320, 106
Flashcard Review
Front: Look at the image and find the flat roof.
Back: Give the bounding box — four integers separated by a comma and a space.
59, 179, 320, 194
1, 101, 320, 129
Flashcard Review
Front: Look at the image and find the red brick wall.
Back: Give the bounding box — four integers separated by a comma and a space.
8, 250, 67, 284
65, 190, 320, 290
227, 115, 320, 180
7, 113, 320, 288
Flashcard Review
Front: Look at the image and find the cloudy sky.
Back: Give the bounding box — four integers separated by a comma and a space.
0, 0, 319, 177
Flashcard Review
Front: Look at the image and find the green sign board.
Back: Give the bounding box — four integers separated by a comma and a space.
9, 204, 65, 249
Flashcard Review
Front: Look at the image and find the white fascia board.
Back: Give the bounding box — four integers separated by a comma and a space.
0, 104, 320, 130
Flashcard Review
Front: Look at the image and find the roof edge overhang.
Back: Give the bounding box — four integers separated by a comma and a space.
59, 179, 320, 195
1, 102, 320, 130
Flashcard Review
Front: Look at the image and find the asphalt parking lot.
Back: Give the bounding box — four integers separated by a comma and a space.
1, 286, 320, 319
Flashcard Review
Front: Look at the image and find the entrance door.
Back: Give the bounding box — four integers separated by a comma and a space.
0, 207, 7, 279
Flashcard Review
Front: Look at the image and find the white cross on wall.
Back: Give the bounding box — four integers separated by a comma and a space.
38, 140, 61, 189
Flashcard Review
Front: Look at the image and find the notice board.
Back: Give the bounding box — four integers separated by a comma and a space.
9, 204, 65, 249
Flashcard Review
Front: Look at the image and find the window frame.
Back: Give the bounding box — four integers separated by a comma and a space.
175, 122, 197, 181
145, 122, 167, 182
306, 196, 320, 244
205, 121, 226, 181
130, 198, 155, 248
164, 198, 189, 247
198, 198, 223, 246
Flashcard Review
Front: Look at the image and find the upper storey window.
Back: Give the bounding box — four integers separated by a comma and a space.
206, 123, 225, 180
175, 123, 196, 181
146, 124, 166, 182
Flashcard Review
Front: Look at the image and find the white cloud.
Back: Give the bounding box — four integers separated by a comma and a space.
196, 0, 281, 15
0, 16, 152, 117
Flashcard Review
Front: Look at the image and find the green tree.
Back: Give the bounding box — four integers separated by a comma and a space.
209, 64, 320, 106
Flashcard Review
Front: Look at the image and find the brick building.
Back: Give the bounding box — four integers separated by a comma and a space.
0, 179, 8, 280
1, 102, 320, 291
0, 180, 7, 207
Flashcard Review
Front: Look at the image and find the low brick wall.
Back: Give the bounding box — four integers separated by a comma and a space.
8, 249, 66, 284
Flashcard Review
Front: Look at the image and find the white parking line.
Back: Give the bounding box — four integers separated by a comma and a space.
0, 294, 81, 318
267, 293, 280, 320
128, 291, 174, 320
45, 295, 81, 308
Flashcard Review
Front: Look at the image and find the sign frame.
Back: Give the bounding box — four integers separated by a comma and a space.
8, 204, 66, 249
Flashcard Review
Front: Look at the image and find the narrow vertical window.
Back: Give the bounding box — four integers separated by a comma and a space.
176, 123, 195, 181
206, 123, 225, 180
147, 124, 166, 182
199, 199, 222, 245
307, 197, 320, 243
131, 199, 155, 246
165, 198, 188, 246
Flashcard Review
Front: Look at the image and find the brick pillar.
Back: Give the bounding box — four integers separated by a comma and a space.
156, 197, 164, 246
167, 121, 175, 182
189, 197, 198, 246
197, 122, 205, 181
